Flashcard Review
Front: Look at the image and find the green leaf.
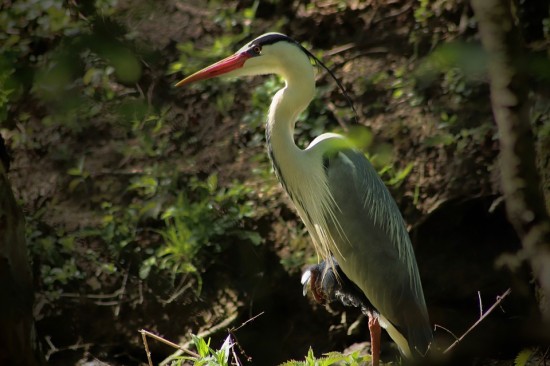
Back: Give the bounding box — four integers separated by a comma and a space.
191, 334, 211, 357
392, 88, 404, 99
514, 348, 534, 366
139, 257, 156, 279
388, 162, 414, 186
423, 132, 455, 147
68, 178, 82, 192
82, 68, 97, 85
207, 174, 218, 193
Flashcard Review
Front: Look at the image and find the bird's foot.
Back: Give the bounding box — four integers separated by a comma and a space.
301, 262, 330, 304
301, 258, 374, 313
302, 259, 381, 365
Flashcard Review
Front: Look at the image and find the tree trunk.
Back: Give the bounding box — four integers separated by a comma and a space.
471, 0, 550, 323
0, 135, 44, 365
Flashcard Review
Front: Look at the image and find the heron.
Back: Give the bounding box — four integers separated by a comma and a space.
176, 32, 432, 365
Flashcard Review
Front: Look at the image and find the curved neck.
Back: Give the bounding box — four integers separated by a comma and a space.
266, 64, 316, 155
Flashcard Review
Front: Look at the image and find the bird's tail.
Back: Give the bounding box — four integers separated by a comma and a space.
381, 313, 433, 359
407, 320, 433, 357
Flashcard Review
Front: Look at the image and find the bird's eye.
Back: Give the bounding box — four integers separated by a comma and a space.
252, 45, 262, 55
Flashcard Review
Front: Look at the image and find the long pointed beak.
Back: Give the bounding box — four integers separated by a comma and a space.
175, 52, 251, 87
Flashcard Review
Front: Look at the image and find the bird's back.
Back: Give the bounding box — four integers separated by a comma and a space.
322, 147, 432, 356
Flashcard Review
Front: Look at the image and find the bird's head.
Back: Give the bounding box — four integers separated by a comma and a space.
175, 33, 314, 87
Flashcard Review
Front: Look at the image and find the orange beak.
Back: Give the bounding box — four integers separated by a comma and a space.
175, 52, 251, 87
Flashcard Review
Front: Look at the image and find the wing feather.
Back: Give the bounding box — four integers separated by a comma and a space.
323, 148, 432, 355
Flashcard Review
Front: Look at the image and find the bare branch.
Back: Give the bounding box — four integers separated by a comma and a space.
159, 312, 239, 366
139, 329, 200, 358
444, 288, 511, 354
477, 291, 483, 319
140, 331, 153, 366
230, 311, 264, 332
433, 324, 459, 342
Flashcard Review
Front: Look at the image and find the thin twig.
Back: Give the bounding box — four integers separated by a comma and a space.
159, 313, 239, 366
433, 324, 459, 341
326, 102, 350, 132
44, 336, 58, 361
230, 311, 264, 332
444, 288, 512, 354
159, 274, 194, 304
114, 269, 129, 317
477, 291, 483, 319
58, 290, 124, 299
536, 347, 549, 366
231, 339, 242, 366
44, 336, 93, 361
372, 2, 414, 25
56, 271, 136, 308
325, 43, 356, 57
140, 329, 200, 358
227, 312, 264, 363
141, 331, 153, 366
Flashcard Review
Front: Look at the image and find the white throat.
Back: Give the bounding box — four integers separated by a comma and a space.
265, 53, 341, 263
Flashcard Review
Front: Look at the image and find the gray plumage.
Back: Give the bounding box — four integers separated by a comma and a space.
323, 149, 432, 355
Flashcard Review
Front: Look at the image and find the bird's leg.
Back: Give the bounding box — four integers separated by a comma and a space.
302, 258, 381, 364
368, 312, 381, 366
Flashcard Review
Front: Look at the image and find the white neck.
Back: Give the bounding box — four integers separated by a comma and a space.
266, 56, 316, 159
264, 44, 340, 264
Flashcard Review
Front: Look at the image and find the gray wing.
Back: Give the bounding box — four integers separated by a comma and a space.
323, 148, 432, 354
